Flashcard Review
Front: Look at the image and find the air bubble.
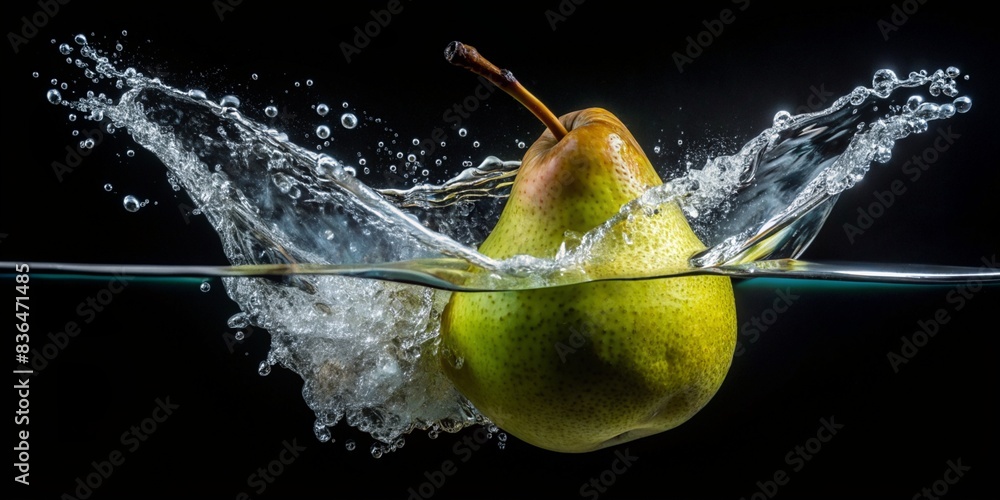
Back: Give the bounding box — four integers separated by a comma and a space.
123, 195, 141, 212
74, 34, 87, 45
342, 101, 349, 108
317, 103, 329, 116
264, 105, 278, 118
219, 95, 241, 108
59, 43, 73, 55
258, 361, 271, 376
345, 440, 356, 451
370, 443, 383, 458
677, 139, 683, 146
46, 89, 62, 104
341, 113, 358, 129
458, 128, 467, 137
316, 125, 331, 139
946, 66, 960, 78
407, 154, 417, 162
80, 138, 95, 149
199, 281, 211, 292
517, 141, 526, 149
234, 331, 245, 341
412, 138, 420, 146
251, 73, 258, 80
306, 79, 314, 86
127, 149, 135, 157
104, 183, 113, 191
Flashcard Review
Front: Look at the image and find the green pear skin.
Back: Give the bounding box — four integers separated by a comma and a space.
439, 108, 737, 453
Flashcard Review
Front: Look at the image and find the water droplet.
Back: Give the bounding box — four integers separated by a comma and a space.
74, 34, 87, 45
340, 113, 358, 129
251, 73, 259, 80
59, 43, 73, 55
458, 128, 467, 137
103, 183, 113, 192
228, 312, 250, 328
126, 149, 135, 157
953, 96, 972, 113
67, 114, 76, 122
358, 158, 367, 166
772, 110, 792, 128
421, 169, 429, 177
370, 443, 383, 459
345, 439, 356, 451
407, 153, 417, 162
306, 79, 314, 86
342, 101, 349, 108
264, 105, 278, 118
46, 89, 62, 104
677, 139, 683, 146
343, 166, 356, 177
472, 141, 480, 148
219, 95, 241, 108
123, 195, 141, 212
198, 281, 211, 292
313, 421, 331, 442
872, 69, 898, 98
316, 125, 331, 139
188, 89, 207, 99
121, 30, 128, 36
517, 141, 526, 149
316, 103, 329, 116
946, 66, 960, 78
234, 330, 245, 341
80, 138, 94, 149
258, 361, 271, 376
115, 43, 123, 52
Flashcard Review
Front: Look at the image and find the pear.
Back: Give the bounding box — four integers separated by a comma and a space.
438, 42, 737, 453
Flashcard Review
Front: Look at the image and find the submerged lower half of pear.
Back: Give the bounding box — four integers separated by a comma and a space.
439, 271, 736, 453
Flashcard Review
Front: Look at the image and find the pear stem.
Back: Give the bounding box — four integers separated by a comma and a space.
445, 41, 568, 141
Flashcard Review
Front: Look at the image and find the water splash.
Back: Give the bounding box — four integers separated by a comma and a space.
32, 34, 982, 447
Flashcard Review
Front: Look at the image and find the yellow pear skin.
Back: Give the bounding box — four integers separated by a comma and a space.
439, 108, 737, 453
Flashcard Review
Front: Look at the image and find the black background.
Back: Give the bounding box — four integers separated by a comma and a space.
4, 1, 997, 499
